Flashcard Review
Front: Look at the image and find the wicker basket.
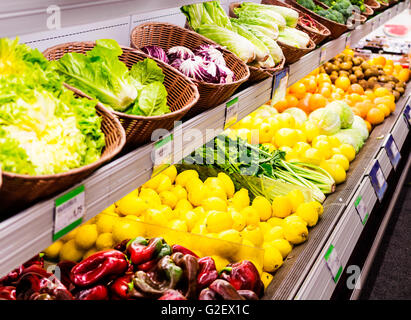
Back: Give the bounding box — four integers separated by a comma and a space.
285, 0, 348, 39
43, 42, 199, 149
0, 99, 126, 215
262, 0, 331, 45
365, 0, 381, 11
229, 2, 316, 64
130, 22, 249, 118
362, 5, 374, 17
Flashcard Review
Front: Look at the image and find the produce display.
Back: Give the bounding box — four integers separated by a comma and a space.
0, 38, 105, 175
141, 44, 235, 84
0, 245, 265, 300
181, 0, 311, 68
52, 39, 170, 116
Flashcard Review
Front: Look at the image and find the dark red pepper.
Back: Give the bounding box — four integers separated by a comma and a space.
209, 279, 245, 300
171, 245, 199, 258
126, 237, 163, 266
220, 260, 264, 297
16, 265, 73, 300
74, 284, 109, 300
197, 257, 218, 290
137, 259, 158, 272
70, 250, 128, 287
110, 274, 134, 300
0, 286, 16, 300
56, 261, 76, 290
198, 288, 218, 300
114, 239, 130, 253
158, 289, 186, 300
237, 289, 258, 300
0, 254, 44, 286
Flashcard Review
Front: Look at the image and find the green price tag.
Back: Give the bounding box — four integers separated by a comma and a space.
345, 32, 351, 48
53, 185, 85, 241
354, 195, 369, 225
319, 47, 327, 65
324, 244, 343, 283
224, 97, 239, 130
271, 68, 289, 107
152, 134, 173, 177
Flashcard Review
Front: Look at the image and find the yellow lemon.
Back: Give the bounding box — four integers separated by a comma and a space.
139, 188, 162, 207
309, 201, 324, 217
205, 210, 233, 233
162, 165, 177, 183
60, 228, 78, 242
274, 128, 299, 148
181, 210, 200, 231
284, 214, 307, 226
83, 247, 98, 260
191, 222, 208, 235
116, 194, 148, 216
216, 229, 243, 257
263, 245, 283, 272
156, 174, 172, 193
270, 239, 293, 258
202, 197, 228, 212
303, 147, 323, 165
313, 140, 332, 160
231, 188, 250, 211
112, 218, 145, 244
59, 239, 84, 262
124, 215, 141, 221
259, 122, 275, 143
217, 172, 235, 198
159, 190, 178, 209
142, 174, 163, 190
264, 226, 284, 242
277, 112, 295, 128
293, 141, 311, 156
96, 233, 115, 250
43, 240, 64, 260
331, 147, 343, 156
296, 203, 319, 227
188, 182, 207, 207
286, 189, 305, 213
331, 154, 350, 171
241, 206, 260, 226
252, 196, 272, 221
328, 136, 341, 148
272, 196, 292, 218
144, 208, 168, 227
320, 160, 346, 184
175, 170, 199, 187
175, 198, 193, 212
301, 120, 320, 143
282, 219, 308, 245
241, 225, 264, 247
167, 219, 188, 232
312, 135, 329, 146
261, 272, 274, 289
101, 204, 117, 216
74, 224, 98, 250
96, 213, 116, 233
229, 207, 247, 231
259, 221, 271, 234
339, 143, 356, 162
170, 185, 188, 200
267, 217, 284, 227
193, 206, 206, 217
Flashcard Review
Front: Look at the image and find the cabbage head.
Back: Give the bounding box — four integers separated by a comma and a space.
325, 101, 354, 129
351, 115, 369, 141
332, 128, 364, 153
308, 107, 341, 135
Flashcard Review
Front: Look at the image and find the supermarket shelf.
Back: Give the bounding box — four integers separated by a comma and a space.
0, 0, 409, 278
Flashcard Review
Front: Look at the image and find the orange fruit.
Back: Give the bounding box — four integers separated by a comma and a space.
317, 73, 331, 85
308, 93, 327, 112
374, 87, 390, 97
297, 93, 312, 114
274, 98, 289, 112
348, 83, 364, 95
366, 108, 385, 125
335, 76, 351, 91
374, 97, 395, 112
374, 56, 386, 67
286, 95, 299, 108
397, 68, 410, 82
386, 59, 394, 67
289, 82, 307, 99
302, 77, 317, 93
383, 66, 393, 75
331, 92, 342, 100
376, 103, 390, 117
319, 86, 331, 98
351, 107, 362, 117
350, 93, 363, 104
364, 90, 375, 101
364, 120, 372, 133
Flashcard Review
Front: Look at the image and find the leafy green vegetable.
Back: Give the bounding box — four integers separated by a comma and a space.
278, 26, 310, 48
351, 115, 369, 141
325, 100, 354, 129
180, 3, 215, 30
130, 58, 165, 86
332, 128, 364, 153
234, 6, 286, 29
297, 0, 317, 11
308, 107, 341, 135
131, 82, 168, 116
203, 1, 233, 29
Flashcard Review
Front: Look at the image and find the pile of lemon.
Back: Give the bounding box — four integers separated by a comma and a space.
226, 105, 357, 185
44, 165, 323, 283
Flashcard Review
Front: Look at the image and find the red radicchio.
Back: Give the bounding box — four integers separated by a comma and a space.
141, 46, 169, 64
217, 64, 235, 84
171, 56, 219, 83
167, 46, 195, 63
194, 44, 226, 67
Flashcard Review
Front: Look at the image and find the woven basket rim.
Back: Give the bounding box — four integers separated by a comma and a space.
365, 0, 381, 7
1, 101, 126, 181
248, 56, 285, 74
42, 41, 200, 121
130, 22, 250, 88
364, 4, 374, 15
278, 38, 316, 52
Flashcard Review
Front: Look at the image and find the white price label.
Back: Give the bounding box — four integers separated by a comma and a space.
54, 185, 85, 241
319, 47, 327, 65
354, 195, 369, 225
369, 161, 387, 202
384, 134, 401, 170
271, 68, 289, 107
152, 134, 173, 176
324, 245, 343, 283
224, 97, 239, 130
345, 32, 351, 48
375, 167, 385, 188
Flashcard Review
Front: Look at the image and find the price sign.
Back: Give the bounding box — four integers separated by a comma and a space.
369, 160, 387, 202
345, 32, 352, 48
224, 97, 239, 130
319, 47, 327, 65
384, 134, 401, 170
271, 67, 289, 108
152, 134, 173, 177
53, 185, 85, 241
403, 104, 411, 128
354, 195, 369, 225
324, 244, 343, 283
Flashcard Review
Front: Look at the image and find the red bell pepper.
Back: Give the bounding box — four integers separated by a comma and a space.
220, 260, 264, 297
110, 274, 135, 300
197, 257, 218, 290
136, 259, 157, 272
74, 284, 109, 300
209, 279, 245, 300
0, 254, 44, 286
56, 261, 76, 290
0, 286, 16, 300
126, 237, 163, 266
70, 250, 128, 287
171, 245, 199, 258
